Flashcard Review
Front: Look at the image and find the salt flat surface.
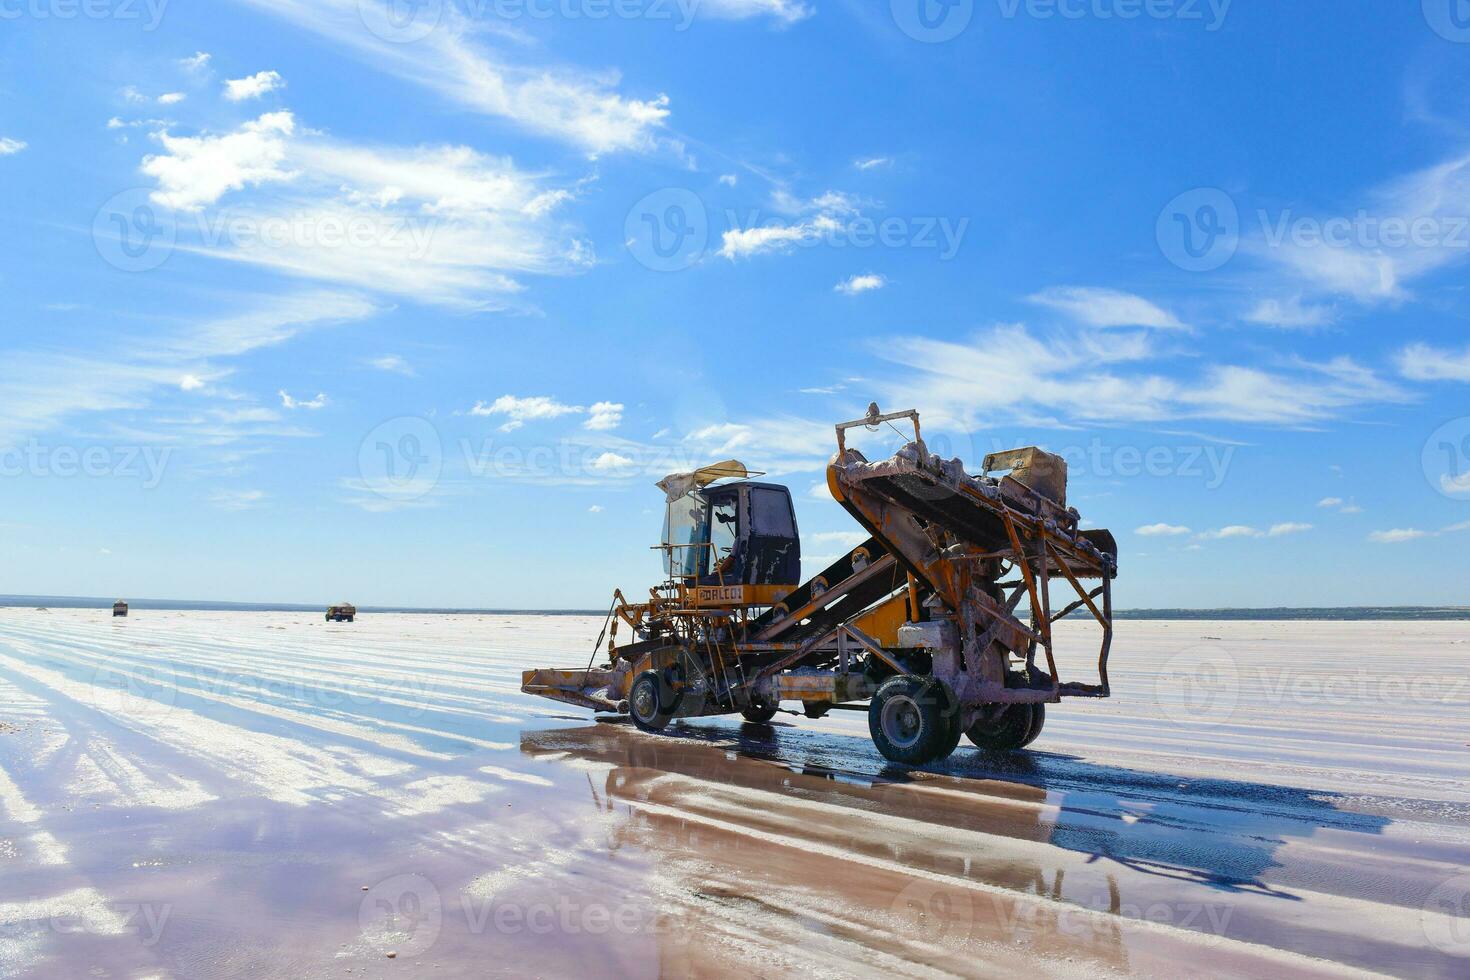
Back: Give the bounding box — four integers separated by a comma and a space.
0, 609, 1466, 978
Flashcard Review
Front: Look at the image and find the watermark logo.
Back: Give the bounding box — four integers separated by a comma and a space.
1424, 0, 1470, 43
1155, 645, 1239, 727
1422, 875, 1470, 955
358, 417, 443, 502
891, 0, 973, 42
93, 189, 176, 273
358, 0, 445, 43
625, 188, 709, 272
360, 874, 442, 956
0, 0, 169, 29
888, 879, 975, 940
1157, 187, 1239, 272
0, 441, 171, 488
88, 662, 178, 722
1423, 417, 1470, 499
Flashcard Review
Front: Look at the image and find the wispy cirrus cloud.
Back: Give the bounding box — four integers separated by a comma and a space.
138, 110, 593, 310
229, 0, 672, 156
0, 290, 377, 449
1027, 286, 1185, 330
873, 322, 1408, 429
1396, 342, 1470, 383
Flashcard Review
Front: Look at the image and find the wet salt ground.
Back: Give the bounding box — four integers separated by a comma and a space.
0, 610, 1467, 978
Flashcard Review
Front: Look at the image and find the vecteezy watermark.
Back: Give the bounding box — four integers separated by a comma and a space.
1423, 0, 1470, 43
0, 441, 171, 488
1422, 875, 1470, 955
625, 188, 709, 273
93, 189, 177, 273
1156, 187, 1240, 272
360, 874, 443, 956
1422, 417, 1470, 499
358, 417, 444, 503
93, 195, 440, 274
891, 0, 1230, 42
891, 0, 974, 42
1156, 645, 1240, 727
0, 0, 168, 29
981, 436, 1236, 490
42, 901, 172, 947
888, 879, 975, 940
357, 0, 445, 43
88, 662, 179, 722
1155, 644, 1470, 729
1158, 187, 1470, 273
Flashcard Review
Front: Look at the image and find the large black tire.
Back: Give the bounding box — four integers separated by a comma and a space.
869, 676, 953, 766
741, 703, 778, 724
629, 671, 674, 733
965, 702, 1041, 752
934, 680, 963, 760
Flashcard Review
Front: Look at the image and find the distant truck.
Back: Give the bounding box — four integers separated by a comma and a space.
112, 600, 128, 618
326, 603, 356, 623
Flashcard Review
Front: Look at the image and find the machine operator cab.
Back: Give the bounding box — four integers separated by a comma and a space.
657, 460, 801, 609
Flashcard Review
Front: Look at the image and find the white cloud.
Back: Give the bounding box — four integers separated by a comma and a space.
0, 137, 27, 156
1442, 472, 1470, 497
369, 354, 415, 376
121, 86, 147, 104
227, 0, 669, 155
719, 191, 858, 259
854, 156, 892, 171
138, 112, 593, 309
808, 530, 868, 550
1317, 497, 1343, 508
1267, 522, 1313, 537
0, 290, 375, 449
1243, 296, 1335, 329
278, 390, 326, 410
718, 174, 738, 187
1252, 152, 1470, 305
158, 92, 187, 106
1136, 523, 1191, 537
695, 0, 812, 23
809, 480, 833, 501
224, 70, 285, 102
469, 395, 622, 433
835, 273, 886, 295
1397, 342, 1470, 383
584, 401, 623, 431
1198, 525, 1264, 540
211, 489, 265, 510
1028, 287, 1185, 330
1369, 519, 1470, 543
1369, 528, 1428, 544
470, 395, 582, 432
588, 452, 634, 473
180, 51, 212, 72
873, 323, 1406, 429
588, 504, 604, 513
179, 375, 207, 392
142, 111, 295, 211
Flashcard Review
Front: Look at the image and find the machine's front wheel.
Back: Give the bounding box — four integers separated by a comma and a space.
869, 676, 953, 766
741, 703, 779, 724
629, 671, 674, 733
965, 702, 1045, 751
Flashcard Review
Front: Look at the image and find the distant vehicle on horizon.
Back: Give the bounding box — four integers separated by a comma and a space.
325, 603, 356, 623
112, 600, 128, 618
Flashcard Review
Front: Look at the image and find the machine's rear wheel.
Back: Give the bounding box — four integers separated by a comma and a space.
965, 702, 1043, 752
869, 676, 952, 766
741, 703, 778, 724
629, 671, 674, 733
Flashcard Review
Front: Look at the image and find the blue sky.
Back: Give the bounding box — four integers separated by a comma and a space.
1, 0, 1469, 608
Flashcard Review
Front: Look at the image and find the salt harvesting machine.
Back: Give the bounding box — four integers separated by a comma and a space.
522, 406, 1119, 766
